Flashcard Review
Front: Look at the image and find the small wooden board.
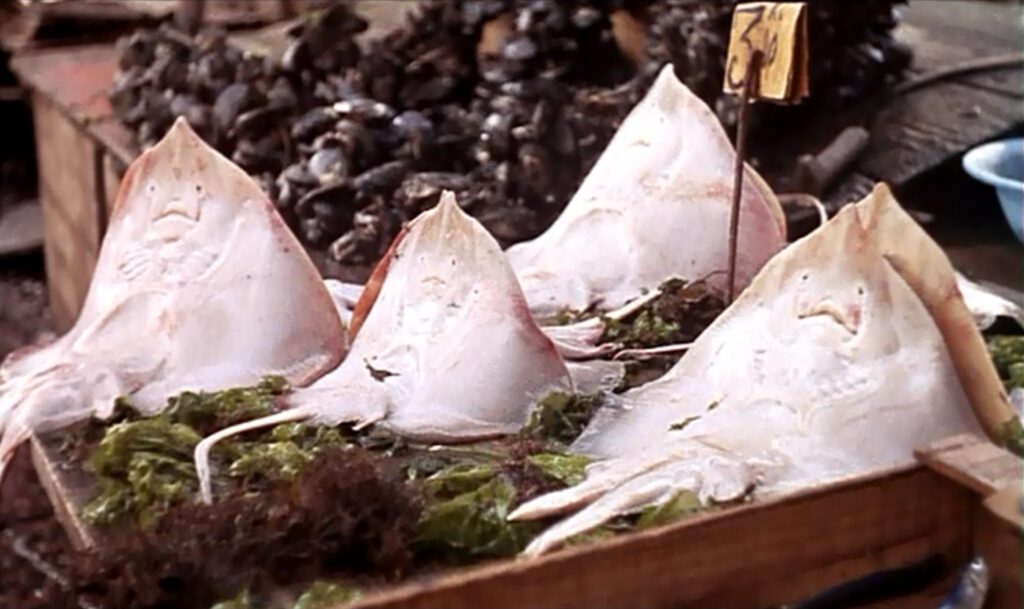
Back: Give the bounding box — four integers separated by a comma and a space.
917, 433, 1023, 609
29, 433, 100, 552
915, 433, 1024, 497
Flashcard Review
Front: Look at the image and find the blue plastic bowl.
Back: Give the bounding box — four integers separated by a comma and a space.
963, 138, 1024, 245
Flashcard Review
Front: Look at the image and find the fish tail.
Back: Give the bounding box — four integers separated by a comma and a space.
194, 408, 311, 504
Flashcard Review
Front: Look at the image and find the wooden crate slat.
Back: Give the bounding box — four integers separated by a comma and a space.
346, 467, 972, 609
30, 93, 105, 331
915, 433, 1023, 497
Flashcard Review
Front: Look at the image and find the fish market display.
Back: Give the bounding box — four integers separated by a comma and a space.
506, 65, 786, 317
0, 118, 345, 482
510, 188, 1003, 556
195, 192, 572, 503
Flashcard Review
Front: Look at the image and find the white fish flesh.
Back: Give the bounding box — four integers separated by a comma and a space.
0, 118, 346, 483
954, 272, 1024, 331
506, 64, 786, 319
510, 186, 1006, 556
195, 192, 572, 503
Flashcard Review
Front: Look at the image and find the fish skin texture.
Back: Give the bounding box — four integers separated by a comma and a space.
0, 118, 345, 483
195, 192, 572, 503
506, 64, 786, 319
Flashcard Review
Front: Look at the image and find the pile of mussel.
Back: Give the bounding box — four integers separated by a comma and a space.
110, 0, 909, 272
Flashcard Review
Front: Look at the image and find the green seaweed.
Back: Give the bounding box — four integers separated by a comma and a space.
81, 377, 345, 527
417, 462, 538, 561
550, 307, 598, 326
527, 452, 590, 486
634, 491, 703, 530
563, 526, 617, 548
82, 417, 201, 527
602, 310, 681, 350
423, 463, 499, 498
293, 581, 362, 609
987, 335, 1024, 387
1008, 362, 1024, 389
168, 375, 288, 434
229, 425, 348, 485
522, 391, 605, 447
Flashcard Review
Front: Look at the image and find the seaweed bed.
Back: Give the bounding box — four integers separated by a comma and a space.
3, 280, 1023, 609
1, 280, 722, 609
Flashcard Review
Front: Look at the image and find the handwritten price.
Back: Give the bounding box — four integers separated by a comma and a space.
723, 2, 808, 103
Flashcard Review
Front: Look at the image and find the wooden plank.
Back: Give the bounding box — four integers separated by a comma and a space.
30, 93, 105, 331
29, 435, 99, 552
915, 433, 1023, 497
975, 485, 1024, 609
91, 117, 138, 169
31, 420, 981, 609
10, 44, 119, 126
812, 0, 1023, 207
916, 435, 1024, 609
898, 1, 1024, 58
345, 467, 972, 609
857, 78, 1022, 186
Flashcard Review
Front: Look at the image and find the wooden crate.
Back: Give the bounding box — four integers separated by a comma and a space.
346, 436, 1022, 609
10, 44, 133, 332
30, 429, 1022, 609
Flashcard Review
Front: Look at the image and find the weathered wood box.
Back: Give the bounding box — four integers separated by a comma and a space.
30, 429, 1023, 608
340, 434, 1023, 609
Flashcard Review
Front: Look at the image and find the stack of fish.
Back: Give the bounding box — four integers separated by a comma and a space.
2, 66, 1018, 561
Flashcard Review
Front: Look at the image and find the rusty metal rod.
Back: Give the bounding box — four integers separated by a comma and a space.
726, 50, 762, 303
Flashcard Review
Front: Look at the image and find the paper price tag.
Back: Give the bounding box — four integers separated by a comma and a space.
723, 2, 809, 103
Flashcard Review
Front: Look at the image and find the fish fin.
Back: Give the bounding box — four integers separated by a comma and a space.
542, 319, 609, 360
509, 454, 670, 522
614, 342, 693, 361
194, 408, 311, 504
856, 184, 1016, 442
565, 360, 626, 394
0, 363, 101, 487
520, 447, 757, 557
521, 472, 676, 557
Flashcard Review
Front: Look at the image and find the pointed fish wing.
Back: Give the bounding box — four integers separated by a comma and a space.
108, 119, 346, 410
0, 119, 346, 485
507, 64, 786, 317
855, 184, 1016, 443
302, 192, 572, 439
